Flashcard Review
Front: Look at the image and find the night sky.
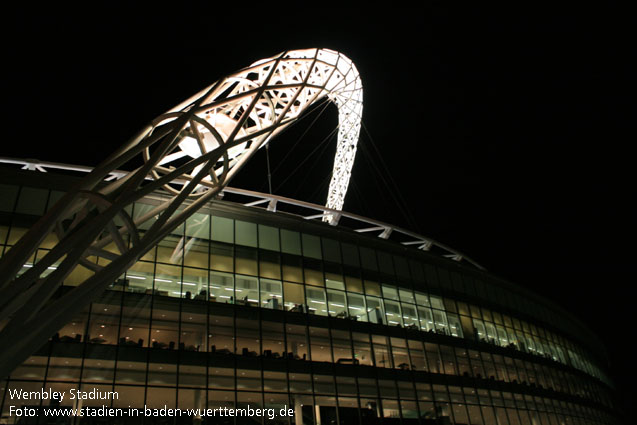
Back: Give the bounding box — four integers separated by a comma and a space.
3, 3, 634, 414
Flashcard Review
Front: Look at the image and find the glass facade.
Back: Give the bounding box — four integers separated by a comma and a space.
0, 177, 620, 424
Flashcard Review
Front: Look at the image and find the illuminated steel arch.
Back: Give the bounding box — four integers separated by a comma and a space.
0, 48, 362, 377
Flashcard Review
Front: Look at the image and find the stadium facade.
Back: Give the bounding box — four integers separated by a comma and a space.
0, 161, 619, 424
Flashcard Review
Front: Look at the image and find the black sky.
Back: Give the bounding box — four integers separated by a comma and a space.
3, 3, 635, 414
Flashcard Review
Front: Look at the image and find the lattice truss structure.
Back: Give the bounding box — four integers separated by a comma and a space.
0, 48, 362, 377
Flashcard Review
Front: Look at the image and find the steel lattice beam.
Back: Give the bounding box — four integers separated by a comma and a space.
0, 48, 362, 378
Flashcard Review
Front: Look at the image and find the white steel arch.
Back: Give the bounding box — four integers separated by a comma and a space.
149, 47, 362, 220
0, 48, 362, 377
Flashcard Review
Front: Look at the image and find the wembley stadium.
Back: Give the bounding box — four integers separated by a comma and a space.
0, 48, 620, 424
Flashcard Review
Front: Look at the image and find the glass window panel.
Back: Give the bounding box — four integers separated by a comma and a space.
440, 345, 458, 375
179, 365, 206, 388
408, 340, 427, 371
111, 385, 143, 409
425, 343, 442, 374
180, 309, 207, 351
352, 332, 373, 365
115, 359, 146, 385
235, 247, 257, 276
415, 291, 431, 307
392, 337, 410, 369
468, 350, 485, 378
210, 271, 233, 303
358, 378, 378, 397
497, 325, 510, 346
310, 327, 332, 362
154, 263, 182, 298
364, 279, 381, 296
258, 224, 280, 251
418, 306, 435, 332
151, 298, 180, 350
447, 313, 463, 337
372, 335, 392, 368
259, 250, 281, 279
344, 275, 363, 293
15, 187, 48, 215
284, 281, 305, 311
183, 238, 208, 269
235, 220, 257, 247
366, 296, 384, 324
341, 243, 359, 266
289, 372, 312, 393
304, 266, 323, 287
256, 321, 280, 360
384, 299, 402, 326
282, 255, 303, 283
178, 388, 206, 411
321, 238, 341, 263
452, 402, 470, 424
332, 330, 353, 363
181, 266, 207, 300
260, 278, 282, 310
235, 275, 258, 306
393, 255, 410, 278
208, 389, 235, 411
88, 302, 119, 345
378, 379, 397, 398
301, 233, 321, 259
399, 288, 415, 304
237, 369, 261, 390
157, 234, 183, 264
147, 356, 177, 387
347, 293, 366, 321
286, 324, 308, 361
46, 356, 82, 382
359, 246, 378, 271
377, 251, 394, 275
473, 319, 487, 341
12, 356, 48, 380
184, 211, 209, 253
401, 303, 419, 328
485, 322, 498, 344
327, 289, 347, 317
443, 297, 457, 313
210, 242, 233, 272
264, 371, 287, 392
325, 272, 344, 289
209, 315, 234, 354
381, 284, 399, 300
208, 367, 235, 389
280, 229, 301, 255
306, 287, 327, 316
6, 227, 25, 247
0, 184, 18, 212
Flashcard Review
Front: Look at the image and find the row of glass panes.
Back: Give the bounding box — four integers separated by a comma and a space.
114, 264, 461, 335
0, 210, 609, 388
4, 239, 607, 387
114, 257, 603, 383
0, 185, 610, 385
49, 299, 610, 408
1, 379, 611, 425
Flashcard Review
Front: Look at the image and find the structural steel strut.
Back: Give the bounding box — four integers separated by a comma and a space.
0, 48, 362, 377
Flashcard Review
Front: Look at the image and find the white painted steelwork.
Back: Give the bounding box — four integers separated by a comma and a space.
0, 157, 484, 270
0, 49, 362, 377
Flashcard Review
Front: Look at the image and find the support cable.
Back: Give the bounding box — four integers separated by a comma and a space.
265, 143, 273, 194
269, 97, 333, 177
360, 122, 422, 234
274, 125, 339, 193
